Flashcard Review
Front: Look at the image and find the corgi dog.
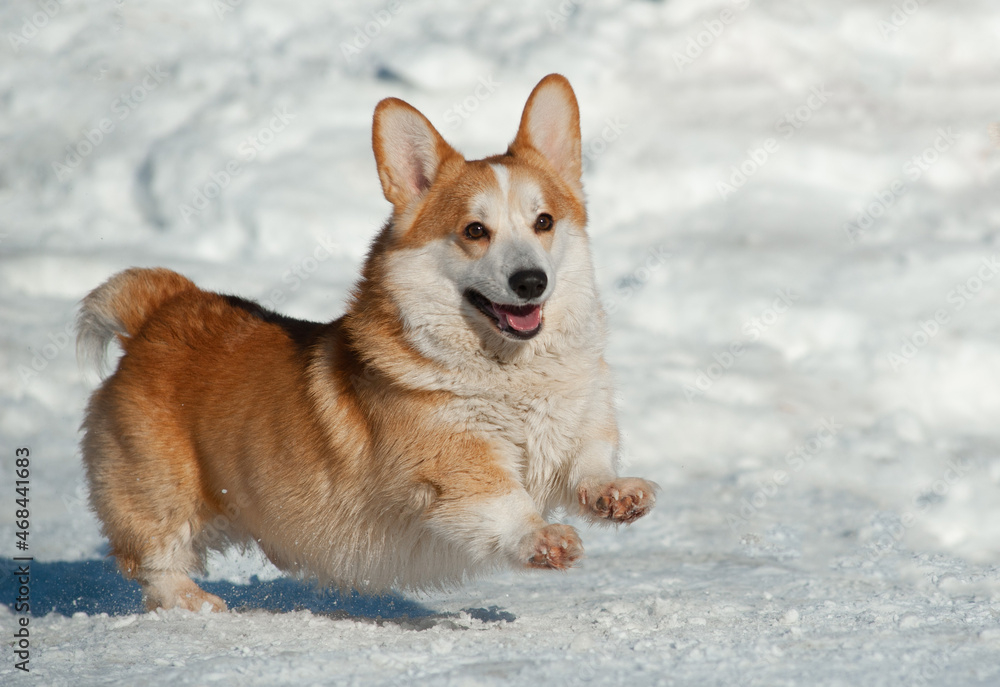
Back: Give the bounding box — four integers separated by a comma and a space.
77, 74, 657, 613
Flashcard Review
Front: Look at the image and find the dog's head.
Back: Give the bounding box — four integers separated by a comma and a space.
366, 74, 599, 363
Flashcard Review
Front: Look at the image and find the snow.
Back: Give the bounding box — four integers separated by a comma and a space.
2, 0, 1000, 684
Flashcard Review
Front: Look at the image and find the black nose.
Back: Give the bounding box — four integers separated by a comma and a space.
508, 269, 548, 300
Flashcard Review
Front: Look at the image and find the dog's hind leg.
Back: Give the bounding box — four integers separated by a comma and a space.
129, 517, 227, 613
138, 570, 227, 613
81, 388, 227, 613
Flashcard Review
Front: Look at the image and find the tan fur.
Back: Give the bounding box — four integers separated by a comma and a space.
78, 74, 657, 612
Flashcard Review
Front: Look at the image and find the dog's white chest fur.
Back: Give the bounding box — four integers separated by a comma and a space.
443, 347, 611, 514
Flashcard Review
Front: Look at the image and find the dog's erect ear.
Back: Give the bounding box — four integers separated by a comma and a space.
372, 98, 460, 209
511, 74, 582, 195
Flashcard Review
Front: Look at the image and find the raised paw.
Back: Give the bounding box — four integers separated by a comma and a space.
579, 477, 658, 524
520, 524, 584, 570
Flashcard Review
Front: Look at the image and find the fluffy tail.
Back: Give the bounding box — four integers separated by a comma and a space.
77, 267, 197, 378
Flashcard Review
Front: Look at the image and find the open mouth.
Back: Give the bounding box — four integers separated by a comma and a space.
465, 289, 544, 340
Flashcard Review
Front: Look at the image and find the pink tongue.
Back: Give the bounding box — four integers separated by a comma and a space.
496, 304, 542, 332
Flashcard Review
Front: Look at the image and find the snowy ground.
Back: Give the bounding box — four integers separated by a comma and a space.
2, 0, 1000, 684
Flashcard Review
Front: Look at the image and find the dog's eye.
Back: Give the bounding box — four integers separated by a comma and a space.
464, 222, 488, 240
535, 213, 554, 232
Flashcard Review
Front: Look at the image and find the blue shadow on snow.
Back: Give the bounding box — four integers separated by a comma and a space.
0, 557, 434, 619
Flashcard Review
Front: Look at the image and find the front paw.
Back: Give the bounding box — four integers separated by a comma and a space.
579, 478, 657, 524
520, 524, 583, 570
